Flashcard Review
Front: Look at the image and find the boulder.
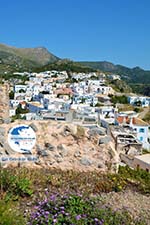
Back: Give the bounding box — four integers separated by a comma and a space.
57, 144, 68, 157
45, 143, 55, 151
99, 136, 110, 144
80, 157, 92, 166
74, 150, 81, 158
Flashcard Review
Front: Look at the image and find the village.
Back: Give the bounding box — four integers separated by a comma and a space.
0, 70, 150, 172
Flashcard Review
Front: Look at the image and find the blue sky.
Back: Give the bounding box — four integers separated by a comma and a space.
0, 0, 150, 69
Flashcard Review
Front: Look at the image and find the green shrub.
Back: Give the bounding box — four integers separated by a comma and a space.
118, 166, 150, 194
0, 169, 33, 200
0, 200, 25, 225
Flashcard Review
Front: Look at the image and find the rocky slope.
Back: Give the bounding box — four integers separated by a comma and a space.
0, 120, 119, 172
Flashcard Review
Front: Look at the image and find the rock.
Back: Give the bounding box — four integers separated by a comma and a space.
56, 157, 63, 163
0, 136, 5, 145
41, 150, 49, 157
0, 127, 5, 135
5, 150, 9, 155
3, 143, 14, 154
35, 159, 41, 165
108, 147, 116, 159
51, 132, 58, 139
57, 144, 68, 157
88, 127, 106, 136
45, 143, 55, 151
54, 154, 63, 163
74, 150, 81, 158
4, 118, 10, 124
36, 145, 49, 157
99, 136, 110, 144
49, 160, 55, 165
62, 125, 72, 136
30, 123, 38, 132
37, 150, 49, 157
97, 163, 105, 169
80, 157, 92, 166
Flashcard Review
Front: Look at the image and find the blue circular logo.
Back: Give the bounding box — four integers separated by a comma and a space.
8, 125, 36, 153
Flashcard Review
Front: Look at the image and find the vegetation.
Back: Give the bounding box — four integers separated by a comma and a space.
143, 109, 150, 123
108, 79, 132, 93
35, 59, 96, 73
0, 43, 59, 73
9, 90, 14, 99
134, 107, 143, 113
29, 194, 133, 225
0, 201, 25, 225
130, 84, 150, 96
109, 95, 128, 104
1, 73, 29, 82
0, 166, 149, 224
0, 169, 33, 201
79, 61, 150, 95
16, 104, 29, 115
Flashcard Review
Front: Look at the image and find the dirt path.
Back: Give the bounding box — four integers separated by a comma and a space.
138, 106, 150, 120
101, 190, 150, 224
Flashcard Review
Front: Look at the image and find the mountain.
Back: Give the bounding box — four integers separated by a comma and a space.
78, 61, 150, 96
0, 43, 149, 95
79, 61, 150, 84
35, 59, 96, 73
0, 43, 59, 73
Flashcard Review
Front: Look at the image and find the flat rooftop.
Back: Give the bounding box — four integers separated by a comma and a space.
134, 154, 150, 164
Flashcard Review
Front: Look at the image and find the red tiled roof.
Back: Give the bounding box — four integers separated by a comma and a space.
55, 88, 73, 95
117, 116, 148, 126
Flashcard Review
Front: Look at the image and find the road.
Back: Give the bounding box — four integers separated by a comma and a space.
138, 107, 150, 120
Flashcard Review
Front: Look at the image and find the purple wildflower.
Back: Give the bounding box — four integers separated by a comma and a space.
53, 218, 57, 223
75, 215, 82, 220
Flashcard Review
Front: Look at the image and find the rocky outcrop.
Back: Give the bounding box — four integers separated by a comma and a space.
0, 120, 119, 172
0, 84, 9, 123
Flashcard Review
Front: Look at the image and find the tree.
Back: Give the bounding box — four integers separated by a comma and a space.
9, 90, 14, 99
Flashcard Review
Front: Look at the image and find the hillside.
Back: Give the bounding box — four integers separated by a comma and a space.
79, 61, 150, 96
79, 61, 150, 83
0, 43, 149, 95
0, 43, 59, 73
35, 59, 97, 73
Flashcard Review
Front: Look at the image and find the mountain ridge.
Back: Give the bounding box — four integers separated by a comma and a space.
0, 43, 150, 95
0, 43, 59, 72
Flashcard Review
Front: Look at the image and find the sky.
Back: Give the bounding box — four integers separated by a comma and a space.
0, 0, 150, 69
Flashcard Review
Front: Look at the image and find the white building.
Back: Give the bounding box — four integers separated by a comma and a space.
128, 96, 150, 107
130, 118, 150, 150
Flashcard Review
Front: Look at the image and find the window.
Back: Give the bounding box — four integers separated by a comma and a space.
139, 128, 145, 133
139, 137, 143, 142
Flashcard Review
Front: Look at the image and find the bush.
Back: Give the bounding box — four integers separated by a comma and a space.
0, 169, 33, 200
110, 95, 128, 104
29, 194, 133, 225
118, 166, 150, 194
0, 200, 25, 225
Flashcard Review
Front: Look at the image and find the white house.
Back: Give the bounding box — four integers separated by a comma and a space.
117, 116, 150, 150
128, 96, 150, 107
129, 118, 150, 150
14, 85, 27, 93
